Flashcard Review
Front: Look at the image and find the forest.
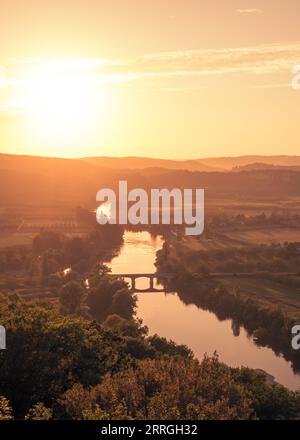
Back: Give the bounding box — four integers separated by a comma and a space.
1, 290, 300, 420
0, 225, 300, 420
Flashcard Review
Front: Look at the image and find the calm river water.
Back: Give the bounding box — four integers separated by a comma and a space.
108, 231, 300, 390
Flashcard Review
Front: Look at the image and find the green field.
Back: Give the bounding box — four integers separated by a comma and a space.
0, 232, 36, 248
177, 227, 300, 253
220, 277, 300, 321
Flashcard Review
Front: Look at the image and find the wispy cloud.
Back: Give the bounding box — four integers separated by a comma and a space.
237, 8, 262, 14
1, 42, 300, 116
162, 86, 206, 92
104, 41, 300, 78
3, 41, 300, 84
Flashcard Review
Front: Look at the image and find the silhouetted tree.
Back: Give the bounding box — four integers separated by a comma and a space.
59, 281, 84, 315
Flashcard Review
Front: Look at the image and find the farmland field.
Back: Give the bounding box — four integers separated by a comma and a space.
220, 277, 300, 321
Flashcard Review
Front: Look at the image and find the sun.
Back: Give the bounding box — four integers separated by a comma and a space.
13, 60, 111, 153
29, 78, 92, 141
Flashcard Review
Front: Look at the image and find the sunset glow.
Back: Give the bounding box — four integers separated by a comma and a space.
2, 59, 116, 155
1, 0, 300, 158
1, 0, 300, 425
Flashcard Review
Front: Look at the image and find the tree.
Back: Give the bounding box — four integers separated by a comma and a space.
102, 315, 148, 338
60, 356, 255, 420
110, 289, 136, 320
86, 276, 132, 321
65, 237, 85, 263
25, 403, 53, 420
33, 231, 62, 253
0, 396, 13, 420
0, 299, 127, 417
82, 405, 109, 420
59, 281, 84, 315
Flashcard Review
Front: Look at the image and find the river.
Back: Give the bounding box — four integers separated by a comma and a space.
108, 230, 300, 390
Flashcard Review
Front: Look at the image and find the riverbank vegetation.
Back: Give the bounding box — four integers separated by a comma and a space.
1, 291, 300, 420
166, 241, 300, 276
0, 226, 124, 297
156, 237, 300, 372
1, 213, 300, 419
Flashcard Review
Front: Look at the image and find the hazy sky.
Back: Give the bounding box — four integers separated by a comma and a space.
0, 0, 300, 158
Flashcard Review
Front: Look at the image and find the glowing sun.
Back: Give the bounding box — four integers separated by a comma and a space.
14, 59, 112, 151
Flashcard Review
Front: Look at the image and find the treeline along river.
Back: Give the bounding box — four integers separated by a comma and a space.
108, 230, 300, 390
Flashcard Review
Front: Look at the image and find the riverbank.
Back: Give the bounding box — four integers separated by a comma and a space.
155, 237, 300, 379
109, 231, 300, 390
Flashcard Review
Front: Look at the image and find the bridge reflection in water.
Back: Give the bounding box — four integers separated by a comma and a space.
110, 273, 173, 293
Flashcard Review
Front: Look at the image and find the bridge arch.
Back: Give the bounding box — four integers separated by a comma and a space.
109, 273, 173, 293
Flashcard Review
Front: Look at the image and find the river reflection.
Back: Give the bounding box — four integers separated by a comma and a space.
108, 231, 300, 390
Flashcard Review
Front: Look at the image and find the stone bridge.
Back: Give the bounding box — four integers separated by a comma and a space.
110, 273, 174, 293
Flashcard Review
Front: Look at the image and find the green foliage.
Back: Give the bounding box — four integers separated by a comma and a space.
109, 289, 136, 320
25, 402, 53, 420
0, 292, 191, 419
1, 288, 300, 420
82, 405, 109, 420
87, 276, 136, 322
60, 353, 299, 420
102, 315, 148, 338
148, 334, 193, 359
59, 281, 84, 315
157, 236, 300, 277
60, 355, 255, 420
156, 238, 300, 373
233, 367, 300, 420
33, 231, 62, 254
0, 396, 13, 420
0, 296, 127, 417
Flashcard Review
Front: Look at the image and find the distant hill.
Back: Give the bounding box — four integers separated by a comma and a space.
1, 153, 300, 206
3, 154, 300, 176
0, 153, 124, 206
197, 155, 300, 170
81, 156, 223, 172
81, 155, 300, 172
0, 153, 98, 177
232, 162, 300, 172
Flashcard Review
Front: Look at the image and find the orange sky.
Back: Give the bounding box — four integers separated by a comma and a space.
0, 0, 300, 158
